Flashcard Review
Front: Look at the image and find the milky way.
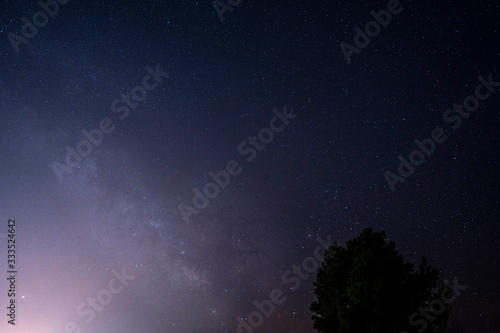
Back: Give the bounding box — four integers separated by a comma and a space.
0, 1, 499, 332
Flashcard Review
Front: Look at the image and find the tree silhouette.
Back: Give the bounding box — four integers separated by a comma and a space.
310, 228, 452, 333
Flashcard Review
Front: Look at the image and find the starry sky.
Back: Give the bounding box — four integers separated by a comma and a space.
0, 0, 499, 332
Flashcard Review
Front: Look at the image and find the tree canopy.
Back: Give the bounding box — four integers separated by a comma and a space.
310, 228, 452, 333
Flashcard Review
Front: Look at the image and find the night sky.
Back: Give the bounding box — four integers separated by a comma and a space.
0, 0, 499, 332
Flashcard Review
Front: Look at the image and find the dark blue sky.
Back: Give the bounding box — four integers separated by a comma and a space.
0, 0, 499, 332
